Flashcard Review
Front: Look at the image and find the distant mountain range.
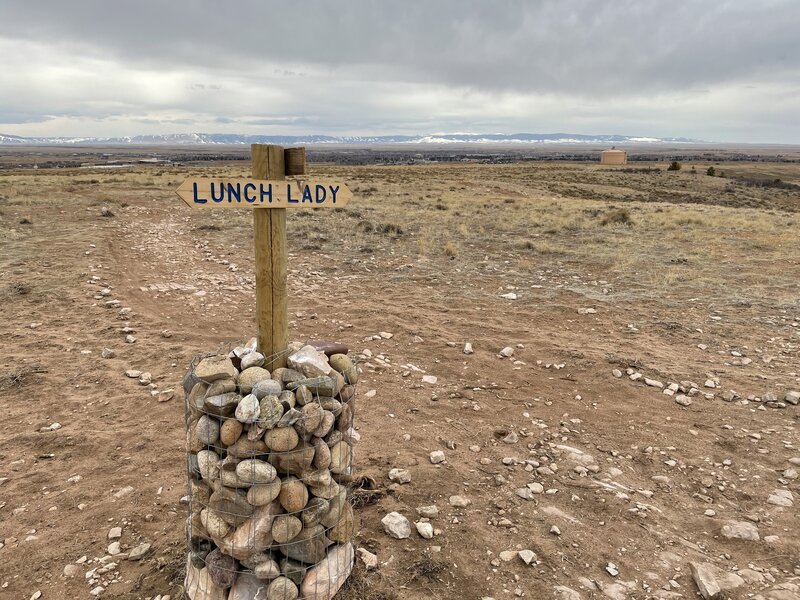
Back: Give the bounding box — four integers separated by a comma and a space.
0, 132, 701, 146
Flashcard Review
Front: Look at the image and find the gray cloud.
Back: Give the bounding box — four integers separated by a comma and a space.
0, 0, 798, 142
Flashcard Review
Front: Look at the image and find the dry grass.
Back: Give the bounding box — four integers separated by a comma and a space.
1, 282, 32, 296
0, 364, 47, 391
3, 159, 797, 309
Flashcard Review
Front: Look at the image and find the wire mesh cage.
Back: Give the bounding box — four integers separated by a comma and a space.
183, 340, 358, 600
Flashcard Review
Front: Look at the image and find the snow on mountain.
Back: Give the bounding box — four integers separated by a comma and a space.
0, 132, 701, 146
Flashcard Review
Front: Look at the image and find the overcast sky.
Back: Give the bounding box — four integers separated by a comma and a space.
0, 1, 798, 143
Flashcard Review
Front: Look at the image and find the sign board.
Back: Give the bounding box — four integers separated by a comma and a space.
176, 177, 353, 208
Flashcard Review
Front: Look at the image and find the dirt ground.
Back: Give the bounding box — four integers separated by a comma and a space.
1, 156, 798, 600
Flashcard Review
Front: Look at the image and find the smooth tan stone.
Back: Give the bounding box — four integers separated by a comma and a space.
308, 479, 340, 500
339, 385, 355, 403
200, 508, 230, 539
329, 441, 351, 474
269, 441, 315, 475
203, 392, 240, 418
184, 561, 228, 600
280, 524, 330, 563
297, 403, 323, 436
313, 411, 335, 438
190, 480, 212, 508
247, 480, 282, 506
267, 576, 298, 600
272, 514, 303, 544
329, 354, 358, 385
294, 385, 313, 406
318, 397, 342, 416
301, 497, 330, 527
217, 501, 282, 560
236, 458, 277, 484
228, 436, 268, 458
299, 543, 354, 600
336, 403, 352, 433
321, 489, 348, 528
265, 426, 299, 452
197, 450, 220, 483
188, 382, 210, 416
195, 355, 238, 382
312, 437, 331, 470
253, 557, 281, 580
279, 476, 309, 513
208, 487, 253, 526
239, 367, 272, 393
219, 419, 243, 446
196, 415, 220, 446
206, 378, 237, 397
329, 503, 356, 543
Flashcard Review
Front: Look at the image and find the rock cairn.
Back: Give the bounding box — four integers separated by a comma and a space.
183, 340, 358, 600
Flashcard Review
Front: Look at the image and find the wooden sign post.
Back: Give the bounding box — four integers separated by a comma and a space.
176, 144, 353, 371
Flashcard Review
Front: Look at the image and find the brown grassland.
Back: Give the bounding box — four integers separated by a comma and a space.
1, 155, 799, 599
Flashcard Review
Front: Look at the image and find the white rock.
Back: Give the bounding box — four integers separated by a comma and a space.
415, 521, 434, 539
499, 347, 514, 357
422, 375, 438, 384
234, 394, 260, 423
388, 468, 411, 484
357, 547, 378, 570
299, 543, 354, 600
429, 450, 446, 464
448, 495, 471, 507
239, 351, 265, 370
287, 345, 331, 378
515, 488, 534, 500
417, 505, 439, 518
500, 292, 517, 300
720, 521, 759, 541
644, 378, 663, 389
113, 486, 134, 499
689, 562, 744, 599
518, 549, 536, 565
128, 542, 151, 560
463, 343, 474, 354
527, 482, 544, 494
381, 512, 411, 539
766, 489, 793, 507
499, 550, 517, 562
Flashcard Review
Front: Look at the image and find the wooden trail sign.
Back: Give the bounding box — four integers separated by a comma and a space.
176, 177, 352, 208
175, 145, 353, 370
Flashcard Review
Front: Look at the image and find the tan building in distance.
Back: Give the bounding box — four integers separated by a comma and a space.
600, 148, 627, 165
